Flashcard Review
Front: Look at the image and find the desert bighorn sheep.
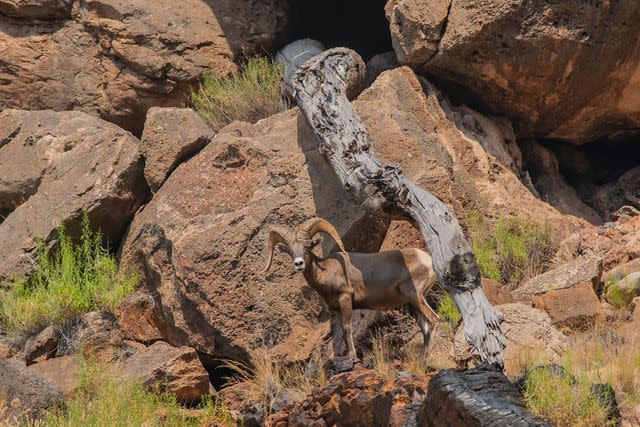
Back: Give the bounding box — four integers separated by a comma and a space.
262, 217, 439, 358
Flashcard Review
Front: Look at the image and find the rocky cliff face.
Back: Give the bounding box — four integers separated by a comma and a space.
386, 0, 640, 144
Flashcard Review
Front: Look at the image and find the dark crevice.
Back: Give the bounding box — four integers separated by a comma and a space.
424, 0, 453, 65
288, 0, 392, 62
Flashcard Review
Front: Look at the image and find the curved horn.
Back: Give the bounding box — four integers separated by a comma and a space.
298, 217, 347, 253
262, 226, 295, 274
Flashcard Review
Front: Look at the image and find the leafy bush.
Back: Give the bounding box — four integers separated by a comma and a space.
190, 57, 291, 130
468, 212, 555, 288
41, 356, 233, 427
437, 293, 461, 335
0, 213, 137, 340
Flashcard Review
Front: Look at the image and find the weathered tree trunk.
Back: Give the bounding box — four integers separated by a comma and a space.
292, 48, 506, 367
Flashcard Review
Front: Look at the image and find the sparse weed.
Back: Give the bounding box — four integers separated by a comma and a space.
468, 212, 555, 289
369, 331, 394, 380
436, 293, 461, 335
522, 367, 610, 427
190, 56, 291, 131
0, 213, 137, 341
42, 354, 233, 427
222, 349, 326, 419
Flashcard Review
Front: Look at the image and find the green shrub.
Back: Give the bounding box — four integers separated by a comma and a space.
468, 212, 555, 289
190, 56, 291, 130
604, 280, 627, 309
0, 213, 137, 340
42, 356, 233, 427
522, 368, 610, 427
437, 293, 461, 334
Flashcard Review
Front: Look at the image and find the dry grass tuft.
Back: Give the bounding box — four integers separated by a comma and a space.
223, 349, 326, 418
190, 56, 291, 131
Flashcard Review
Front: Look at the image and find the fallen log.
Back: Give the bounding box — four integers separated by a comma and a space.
417, 363, 549, 426
291, 48, 505, 367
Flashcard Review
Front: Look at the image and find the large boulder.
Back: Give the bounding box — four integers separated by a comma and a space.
120, 67, 583, 363
0, 109, 147, 280
28, 355, 80, 397
385, 0, 640, 143
140, 107, 215, 193
0, 358, 64, 420
532, 282, 603, 330
512, 256, 603, 302
455, 303, 567, 375
122, 341, 211, 402
0, 0, 291, 133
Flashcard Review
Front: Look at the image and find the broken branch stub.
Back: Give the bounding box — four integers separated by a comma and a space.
292, 48, 505, 367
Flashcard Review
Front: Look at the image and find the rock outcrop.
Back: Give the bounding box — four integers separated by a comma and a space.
119, 67, 583, 363
265, 367, 432, 427
122, 341, 211, 402
513, 256, 603, 302
0, 109, 147, 280
455, 303, 567, 374
24, 326, 59, 366
386, 0, 640, 143
532, 283, 603, 330
140, 107, 215, 193
0, 0, 291, 133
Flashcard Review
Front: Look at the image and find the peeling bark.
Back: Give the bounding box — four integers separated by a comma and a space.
292, 48, 505, 367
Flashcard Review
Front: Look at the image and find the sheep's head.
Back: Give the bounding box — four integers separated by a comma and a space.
262, 217, 347, 274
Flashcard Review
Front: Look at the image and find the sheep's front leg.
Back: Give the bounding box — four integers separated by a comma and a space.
338, 293, 357, 358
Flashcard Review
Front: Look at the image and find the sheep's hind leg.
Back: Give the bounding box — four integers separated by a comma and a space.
415, 297, 439, 355
338, 293, 357, 358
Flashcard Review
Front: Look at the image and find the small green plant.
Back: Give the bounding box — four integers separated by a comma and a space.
0, 213, 137, 340
468, 212, 555, 288
42, 355, 233, 427
522, 368, 610, 427
604, 280, 627, 309
437, 293, 461, 335
190, 56, 291, 130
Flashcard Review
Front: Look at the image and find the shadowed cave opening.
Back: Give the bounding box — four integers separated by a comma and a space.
526, 132, 640, 220
288, 0, 392, 61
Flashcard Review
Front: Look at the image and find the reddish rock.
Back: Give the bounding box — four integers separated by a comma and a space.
579, 214, 640, 270
24, 326, 59, 366
265, 368, 431, 427
0, 358, 64, 420
386, 0, 640, 143
123, 341, 211, 402
140, 107, 215, 193
481, 278, 515, 306
115, 291, 168, 343
58, 311, 126, 362
0, 109, 147, 281
0, 0, 291, 133
28, 356, 80, 396
513, 256, 603, 302
532, 283, 603, 330
604, 258, 640, 283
